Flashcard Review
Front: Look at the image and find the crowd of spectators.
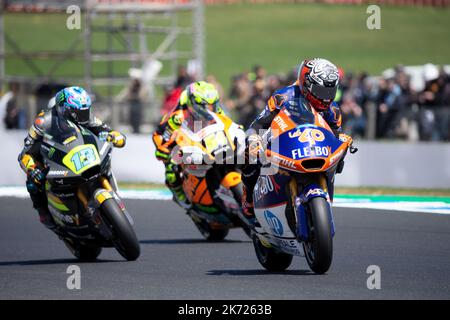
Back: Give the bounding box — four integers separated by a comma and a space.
220, 63, 450, 141
2, 63, 449, 142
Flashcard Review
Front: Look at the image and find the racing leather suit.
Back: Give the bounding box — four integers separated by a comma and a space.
18, 107, 125, 224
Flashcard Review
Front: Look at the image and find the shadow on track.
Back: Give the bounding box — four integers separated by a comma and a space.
140, 238, 251, 245
207, 269, 315, 276
0, 258, 118, 266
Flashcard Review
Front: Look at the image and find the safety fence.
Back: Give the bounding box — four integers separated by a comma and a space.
2, 130, 449, 188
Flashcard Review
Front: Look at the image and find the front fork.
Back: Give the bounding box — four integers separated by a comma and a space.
76, 176, 132, 227
76, 176, 114, 209
290, 174, 335, 242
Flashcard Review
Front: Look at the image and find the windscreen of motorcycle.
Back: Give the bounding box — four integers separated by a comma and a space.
181, 109, 232, 161
183, 108, 217, 133
283, 98, 315, 126
45, 116, 80, 144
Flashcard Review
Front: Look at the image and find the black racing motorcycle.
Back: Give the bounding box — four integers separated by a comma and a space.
40, 121, 140, 261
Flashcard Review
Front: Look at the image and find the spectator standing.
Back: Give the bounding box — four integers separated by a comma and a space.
128, 78, 144, 134
2, 82, 26, 130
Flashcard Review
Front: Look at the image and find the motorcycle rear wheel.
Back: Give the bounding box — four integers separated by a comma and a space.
63, 239, 102, 261
101, 199, 140, 261
253, 235, 293, 272
192, 217, 230, 241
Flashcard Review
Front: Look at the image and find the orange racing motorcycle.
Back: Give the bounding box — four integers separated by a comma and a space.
170, 109, 251, 241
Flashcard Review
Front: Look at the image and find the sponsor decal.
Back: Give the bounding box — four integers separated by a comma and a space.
264, 210, 284, 236
254, 176, 281, 202
272, 154, 296, 169
52, 192, 75, 198
288, 128, 325, 144
254, 176, 274, 202
330, 149, 344, 165
48, 147, 56, 158
48, 170, 69, 177
277, 239, 302, 255
291, 146, 330, 159
305, 188, 325, 198
274, 115, 289, 131
49, 207, 78, 225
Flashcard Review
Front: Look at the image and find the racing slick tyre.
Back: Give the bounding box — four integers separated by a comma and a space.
253, 235, 293, 272
208, 227, 230, 241
101, 199, 140, 261
302, 197, 333, 274
63, 239, 102, 261
192, 217, 230, 241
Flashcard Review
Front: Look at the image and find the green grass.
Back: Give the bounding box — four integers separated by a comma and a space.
4, 4, 450, 91
205, 4, 450, 86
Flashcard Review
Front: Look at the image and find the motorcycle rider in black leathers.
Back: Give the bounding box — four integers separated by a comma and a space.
18, 86, 126, 233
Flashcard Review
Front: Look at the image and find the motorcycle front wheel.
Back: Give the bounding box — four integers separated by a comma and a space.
302, 197, 333, 274
101, 199, 140, 261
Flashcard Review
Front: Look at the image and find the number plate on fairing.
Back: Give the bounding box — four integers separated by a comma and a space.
63, 144, 101, 174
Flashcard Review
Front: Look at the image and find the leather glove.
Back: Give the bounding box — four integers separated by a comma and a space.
107, 131, 126, 148
155, 145, 171, 162
247, 134, 264, 158
29, 167, 45, 186
338, 133, 353, 146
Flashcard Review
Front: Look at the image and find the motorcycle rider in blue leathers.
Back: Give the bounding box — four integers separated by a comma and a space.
241, 58, 353, 227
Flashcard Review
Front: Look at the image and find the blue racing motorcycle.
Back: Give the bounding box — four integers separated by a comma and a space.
251, 98, 357, 274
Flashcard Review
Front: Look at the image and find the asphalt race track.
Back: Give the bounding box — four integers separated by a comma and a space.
0, 197, 449, 299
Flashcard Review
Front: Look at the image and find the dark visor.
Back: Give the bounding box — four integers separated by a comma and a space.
193, 101, 217, 112
309, 83, 337, 100
69, 108, 90, 124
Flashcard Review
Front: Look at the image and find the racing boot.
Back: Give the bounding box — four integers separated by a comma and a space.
27, 180, 60, 232
241, 185, 261, 230
166, 162, 190, 209
36, 206, 64, 235
170, 184, 190, 210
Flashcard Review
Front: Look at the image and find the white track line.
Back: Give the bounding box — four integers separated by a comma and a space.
0, 187, 449, 215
